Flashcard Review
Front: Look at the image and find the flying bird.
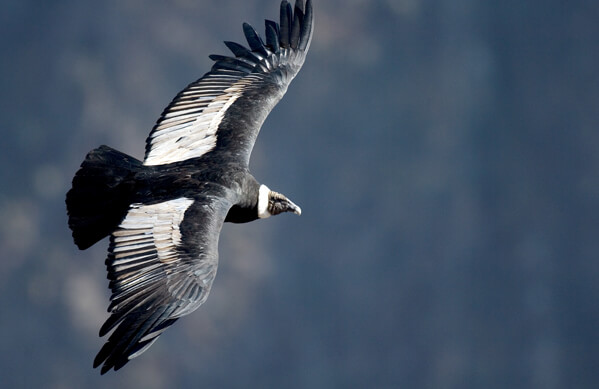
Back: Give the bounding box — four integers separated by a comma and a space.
66, 0, 313, 374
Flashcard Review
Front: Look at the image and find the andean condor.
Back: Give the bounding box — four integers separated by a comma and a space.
66, 0, 313, 374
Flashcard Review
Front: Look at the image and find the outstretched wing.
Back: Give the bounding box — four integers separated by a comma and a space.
143, 0, 314, 167
94, 195, 231, 374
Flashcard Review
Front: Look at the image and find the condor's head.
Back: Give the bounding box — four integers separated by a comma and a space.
257, 184, 301, 218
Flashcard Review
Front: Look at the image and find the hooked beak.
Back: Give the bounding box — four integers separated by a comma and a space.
268, 190, 302, 216
286, 198, 302, 216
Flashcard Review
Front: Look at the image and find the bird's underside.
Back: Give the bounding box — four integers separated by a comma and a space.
65, 0, 312, 374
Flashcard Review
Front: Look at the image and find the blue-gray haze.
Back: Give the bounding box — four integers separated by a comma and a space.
1, 0, 597, 388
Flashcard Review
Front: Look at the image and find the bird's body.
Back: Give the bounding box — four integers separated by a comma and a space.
66, 0, 312, 374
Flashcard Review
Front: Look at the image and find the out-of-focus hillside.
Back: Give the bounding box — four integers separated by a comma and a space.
1, 1, 598, 388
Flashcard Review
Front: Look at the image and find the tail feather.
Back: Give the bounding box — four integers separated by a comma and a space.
66, 145, 141, 250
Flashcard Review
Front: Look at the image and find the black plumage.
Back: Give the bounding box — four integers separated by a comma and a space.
66, 0, 312, 374
265, 20, 280, 52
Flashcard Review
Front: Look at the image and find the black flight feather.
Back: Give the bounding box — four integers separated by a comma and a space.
290, 0, 303, 49
222, 40, 266, 66
208, 55, 255, 72
279, 1, 292, 48
265, 20, 280, 53
96, 304, 167, 373
242, 22, 269, 57
224, 40, 251, 58
299, 0, 313, 50
99, 285, 159, 337
210, 57, 255, 72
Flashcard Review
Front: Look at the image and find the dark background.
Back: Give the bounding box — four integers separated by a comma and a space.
1, 0, 598, 388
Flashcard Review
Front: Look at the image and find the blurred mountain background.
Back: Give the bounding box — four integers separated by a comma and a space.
1, 0, 598, 388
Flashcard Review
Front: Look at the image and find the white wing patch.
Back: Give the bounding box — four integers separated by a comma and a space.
143, 74, 258, 166
111, 198, 194, 266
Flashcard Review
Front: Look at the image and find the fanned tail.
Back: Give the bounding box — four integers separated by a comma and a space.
66, 145, 141, 250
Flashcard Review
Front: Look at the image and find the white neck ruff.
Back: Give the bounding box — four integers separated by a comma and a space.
257, 184, 271, 219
